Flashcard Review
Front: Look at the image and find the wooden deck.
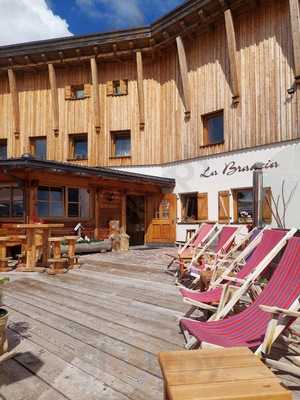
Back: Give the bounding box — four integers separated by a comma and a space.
0, 247, 300, 399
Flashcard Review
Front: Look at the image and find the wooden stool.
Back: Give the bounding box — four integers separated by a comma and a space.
47, 237, 67, 275
64, 236, 80, 269
0, 237, 12, 272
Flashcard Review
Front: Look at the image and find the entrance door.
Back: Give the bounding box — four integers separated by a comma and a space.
126, 195, 145, 245
145, 193, 177, 244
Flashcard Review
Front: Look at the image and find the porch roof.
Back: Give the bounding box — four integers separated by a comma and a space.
0, 156, 175, 188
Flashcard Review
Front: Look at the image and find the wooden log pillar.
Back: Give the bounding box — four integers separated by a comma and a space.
48, 64, 59, 136
7, 68, 21, 156
94, 188, 101, 239
136, 51, 145, 129
289, 0, 300, 83
176, 36, 191, 118
90, 57, 101, 134
224, 8, 240, 104
121, 192, 127, 232
27, 181, 38, 224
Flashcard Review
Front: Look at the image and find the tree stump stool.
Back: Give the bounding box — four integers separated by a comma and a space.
0, 237, 12, 272
64, 236, 80, 269
47, 237, 68, 275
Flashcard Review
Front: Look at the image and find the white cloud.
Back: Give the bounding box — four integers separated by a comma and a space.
75, 0, 145, 27
0, 0, 72, 46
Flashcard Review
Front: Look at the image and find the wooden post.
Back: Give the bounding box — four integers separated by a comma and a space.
176, 36, 191, 118
48, 63, 59, 136
289, 0, 300, 82
224, 8, 240, 104
7, 68, 21, 156
90, 57, 101, 133
121, 192, 127, 231
94, 188, 100, 239
136, 51, 145, 129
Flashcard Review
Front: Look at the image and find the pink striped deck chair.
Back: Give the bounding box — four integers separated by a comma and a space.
166, 223, 217, 272
180, 236, 300, 359
180, 229, 295, 317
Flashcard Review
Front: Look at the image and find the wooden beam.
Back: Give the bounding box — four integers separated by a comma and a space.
224, 8, 240, 104
90, 57, 101, 134
176, 36, 191, 118
136, 51, 145, 129
48, 63, 59, 135
7, 68, 20, 137
289, 0, 300, 82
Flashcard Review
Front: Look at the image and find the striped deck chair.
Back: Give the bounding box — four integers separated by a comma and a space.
180, 228, 296, 318
179, 236, 300, 364
166, 222, 218, 276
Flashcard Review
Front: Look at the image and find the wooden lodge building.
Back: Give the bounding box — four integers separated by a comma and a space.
0, 0, 300, 243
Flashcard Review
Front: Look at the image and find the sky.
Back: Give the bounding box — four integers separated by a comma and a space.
0, 0, 185, 46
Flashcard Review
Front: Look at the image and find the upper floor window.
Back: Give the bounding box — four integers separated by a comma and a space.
202, 110, 224, 146
30, 136, 47, 160
69, 134, 88, 160
111, 130, 131, 158
0, 140, 7, 160
0, 186, 24, 218
65, 84, 91, 100
107, 80, 128, 96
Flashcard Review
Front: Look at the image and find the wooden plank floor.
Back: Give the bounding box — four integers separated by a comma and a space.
0, 247, 300, 399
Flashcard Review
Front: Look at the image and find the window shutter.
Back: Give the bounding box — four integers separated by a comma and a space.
120, 79, 128, 95
263, 187, 272, 224
197, 192, 208, 221
84, 83, 91, 98
106, 81, 114, 96
65, 85, 72, 100
218, 191, 230, 224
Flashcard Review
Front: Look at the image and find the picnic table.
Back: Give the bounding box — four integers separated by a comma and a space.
3, 223, 64, 272
159, 347, 292, 400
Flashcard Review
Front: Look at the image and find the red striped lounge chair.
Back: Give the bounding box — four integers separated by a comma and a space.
180, 228, 296, 318
179, 236, 300, 361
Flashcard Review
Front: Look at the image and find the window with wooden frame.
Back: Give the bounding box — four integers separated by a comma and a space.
180, 193, 198, 222
37, 186, 90, 219
30, 136, 47, 160
106, 80, 128, 96
69, 134, 88, 160
0, 186, 24, 218
0, 139, 7, 160
65, 84, 91, 100
111, 130, 131, 158
202, 110, 224, 146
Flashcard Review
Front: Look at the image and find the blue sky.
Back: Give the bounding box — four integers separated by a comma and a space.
50, 0, 185, 35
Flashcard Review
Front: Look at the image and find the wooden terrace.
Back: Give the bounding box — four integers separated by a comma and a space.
0, 248, 300, 399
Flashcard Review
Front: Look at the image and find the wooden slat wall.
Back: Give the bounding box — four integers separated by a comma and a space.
0, 0, 298, 166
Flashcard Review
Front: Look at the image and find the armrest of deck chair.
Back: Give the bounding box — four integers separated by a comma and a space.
259, 305, 300, 355
212, 284, 241, 320
222, 276, 246, 285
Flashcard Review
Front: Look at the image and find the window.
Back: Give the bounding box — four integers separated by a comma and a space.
0, 140, 7, 160
202, 110, 224, 146
111, 131, 131, 157
232, 188, 254, 224
180, 193, 198, 222
69, 134, 88, 160
65, 84, 91, 100
37, 186, 90, 219
107, 80, 128, 96
0, 186, 24, 218
30, 137, 47, 160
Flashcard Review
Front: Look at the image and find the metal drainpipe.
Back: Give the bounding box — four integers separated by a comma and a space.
253, 162, 264, 228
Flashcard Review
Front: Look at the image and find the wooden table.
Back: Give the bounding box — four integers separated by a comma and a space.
4, 223, 64, 272
158, 347, 292, 400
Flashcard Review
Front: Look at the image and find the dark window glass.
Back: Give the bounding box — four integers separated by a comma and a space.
74, 137, 87, 159
37, 187, 64, 218
236, 189, 254, 223
12, 188, 24, 217
0, 141, 7, 160
113, 80, 121, 95
181, 193, 198, 222
68, 188, 79, 203
67, 188, 89, 218
203, 112, 224, 145
0, 187, 24, 218
50, 187, 64, 202
37, 187, 49, 201
68, 203, 79, 217
75, 88, 85, 99
37, 202, 49, 217
33, 138, 47, 160
114, 134, 131, 157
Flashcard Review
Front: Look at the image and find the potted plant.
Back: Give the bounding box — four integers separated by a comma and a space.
0, 279, 8, 355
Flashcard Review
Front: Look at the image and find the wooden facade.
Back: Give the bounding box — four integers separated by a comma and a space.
0, 0, 298, 168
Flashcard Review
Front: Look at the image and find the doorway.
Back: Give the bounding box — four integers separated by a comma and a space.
126, 195, 145, 245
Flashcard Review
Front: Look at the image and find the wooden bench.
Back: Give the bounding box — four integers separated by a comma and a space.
64, 236, 80, 269
47, 237, 68, 275
0, 237, 12, 272
158, 347, 292, 400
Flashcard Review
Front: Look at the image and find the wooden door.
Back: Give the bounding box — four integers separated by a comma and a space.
218, 191, 230, 224
145, 193, 177, 243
